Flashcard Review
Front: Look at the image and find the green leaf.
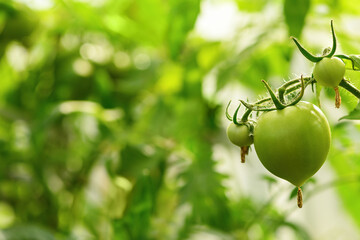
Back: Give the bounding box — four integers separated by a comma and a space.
335, 54, 360, 71
114, 174, 156, 240
350, 55, 360, 70
289, 187, 298, 200
339, 101, 360, 120
167, 0, 201, 60
261, 175, 278, 190
284, 0, 310, 38
261, 175, 277, 184
328, 124, 360, 228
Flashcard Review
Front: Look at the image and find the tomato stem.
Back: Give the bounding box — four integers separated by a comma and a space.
282, 78, 303, 89
339, 79, 360, 99
257, 77, 313, 107
278, 88, 286, 104
239, 77, 316, 112
284, 76, 313, 94
240, 100, 277, 111
287, 75, 305, 106
239, 76, 360, 113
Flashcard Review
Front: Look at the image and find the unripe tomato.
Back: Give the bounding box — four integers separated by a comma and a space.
254, 101, 331, 187
226, 123, 253, 147
313, 57, 345, 88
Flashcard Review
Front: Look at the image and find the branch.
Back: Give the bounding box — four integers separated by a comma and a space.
339, 79, 360, 99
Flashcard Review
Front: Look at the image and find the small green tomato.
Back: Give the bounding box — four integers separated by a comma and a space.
226, 123, 253, 147
227, 123, 254, 163
313, 57, 345, 88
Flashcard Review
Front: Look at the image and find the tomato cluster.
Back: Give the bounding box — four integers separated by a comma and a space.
225, 21, 354, 208
226, 101, 331, 187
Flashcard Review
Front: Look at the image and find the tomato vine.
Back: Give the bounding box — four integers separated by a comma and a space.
225, 20, 360, 208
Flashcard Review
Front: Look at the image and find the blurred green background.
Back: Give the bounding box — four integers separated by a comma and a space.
1, 0, 360, 239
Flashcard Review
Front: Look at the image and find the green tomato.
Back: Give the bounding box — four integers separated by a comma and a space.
254, 101, 331, 187
313, 57, 345, 88
227, 123, 253, 147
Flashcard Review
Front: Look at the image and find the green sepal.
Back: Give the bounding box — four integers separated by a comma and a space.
225, 100, 233, 121
291, 37, 323, 62
240, 100, 277, 112
241, 109, 252, 122
232, 103, 241, 125
324, 20, 337, 58
262, 80, 286, 110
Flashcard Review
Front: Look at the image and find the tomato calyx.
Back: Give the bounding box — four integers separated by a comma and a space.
291, 20, 337, 62
224, 20, 360, 209
241, 75, 305, 112
226, 101, 255, 128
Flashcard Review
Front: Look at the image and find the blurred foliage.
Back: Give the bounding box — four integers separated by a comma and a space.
283, 0, 310, 38
0, 0, 360, 239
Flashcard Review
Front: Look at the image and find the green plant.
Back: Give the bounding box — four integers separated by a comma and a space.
226, 20, 360, 208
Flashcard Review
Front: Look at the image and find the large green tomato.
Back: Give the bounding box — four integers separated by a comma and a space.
254, 101, 331, 187
227, 123, 253, 147
313, 57, 345, 88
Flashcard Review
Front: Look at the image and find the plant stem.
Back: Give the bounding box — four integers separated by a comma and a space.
239, 76, 360, 115
278, 88, 286, 104
339, 79, 360, 99
241, 77, 313, 112
277, 78, 301, 104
